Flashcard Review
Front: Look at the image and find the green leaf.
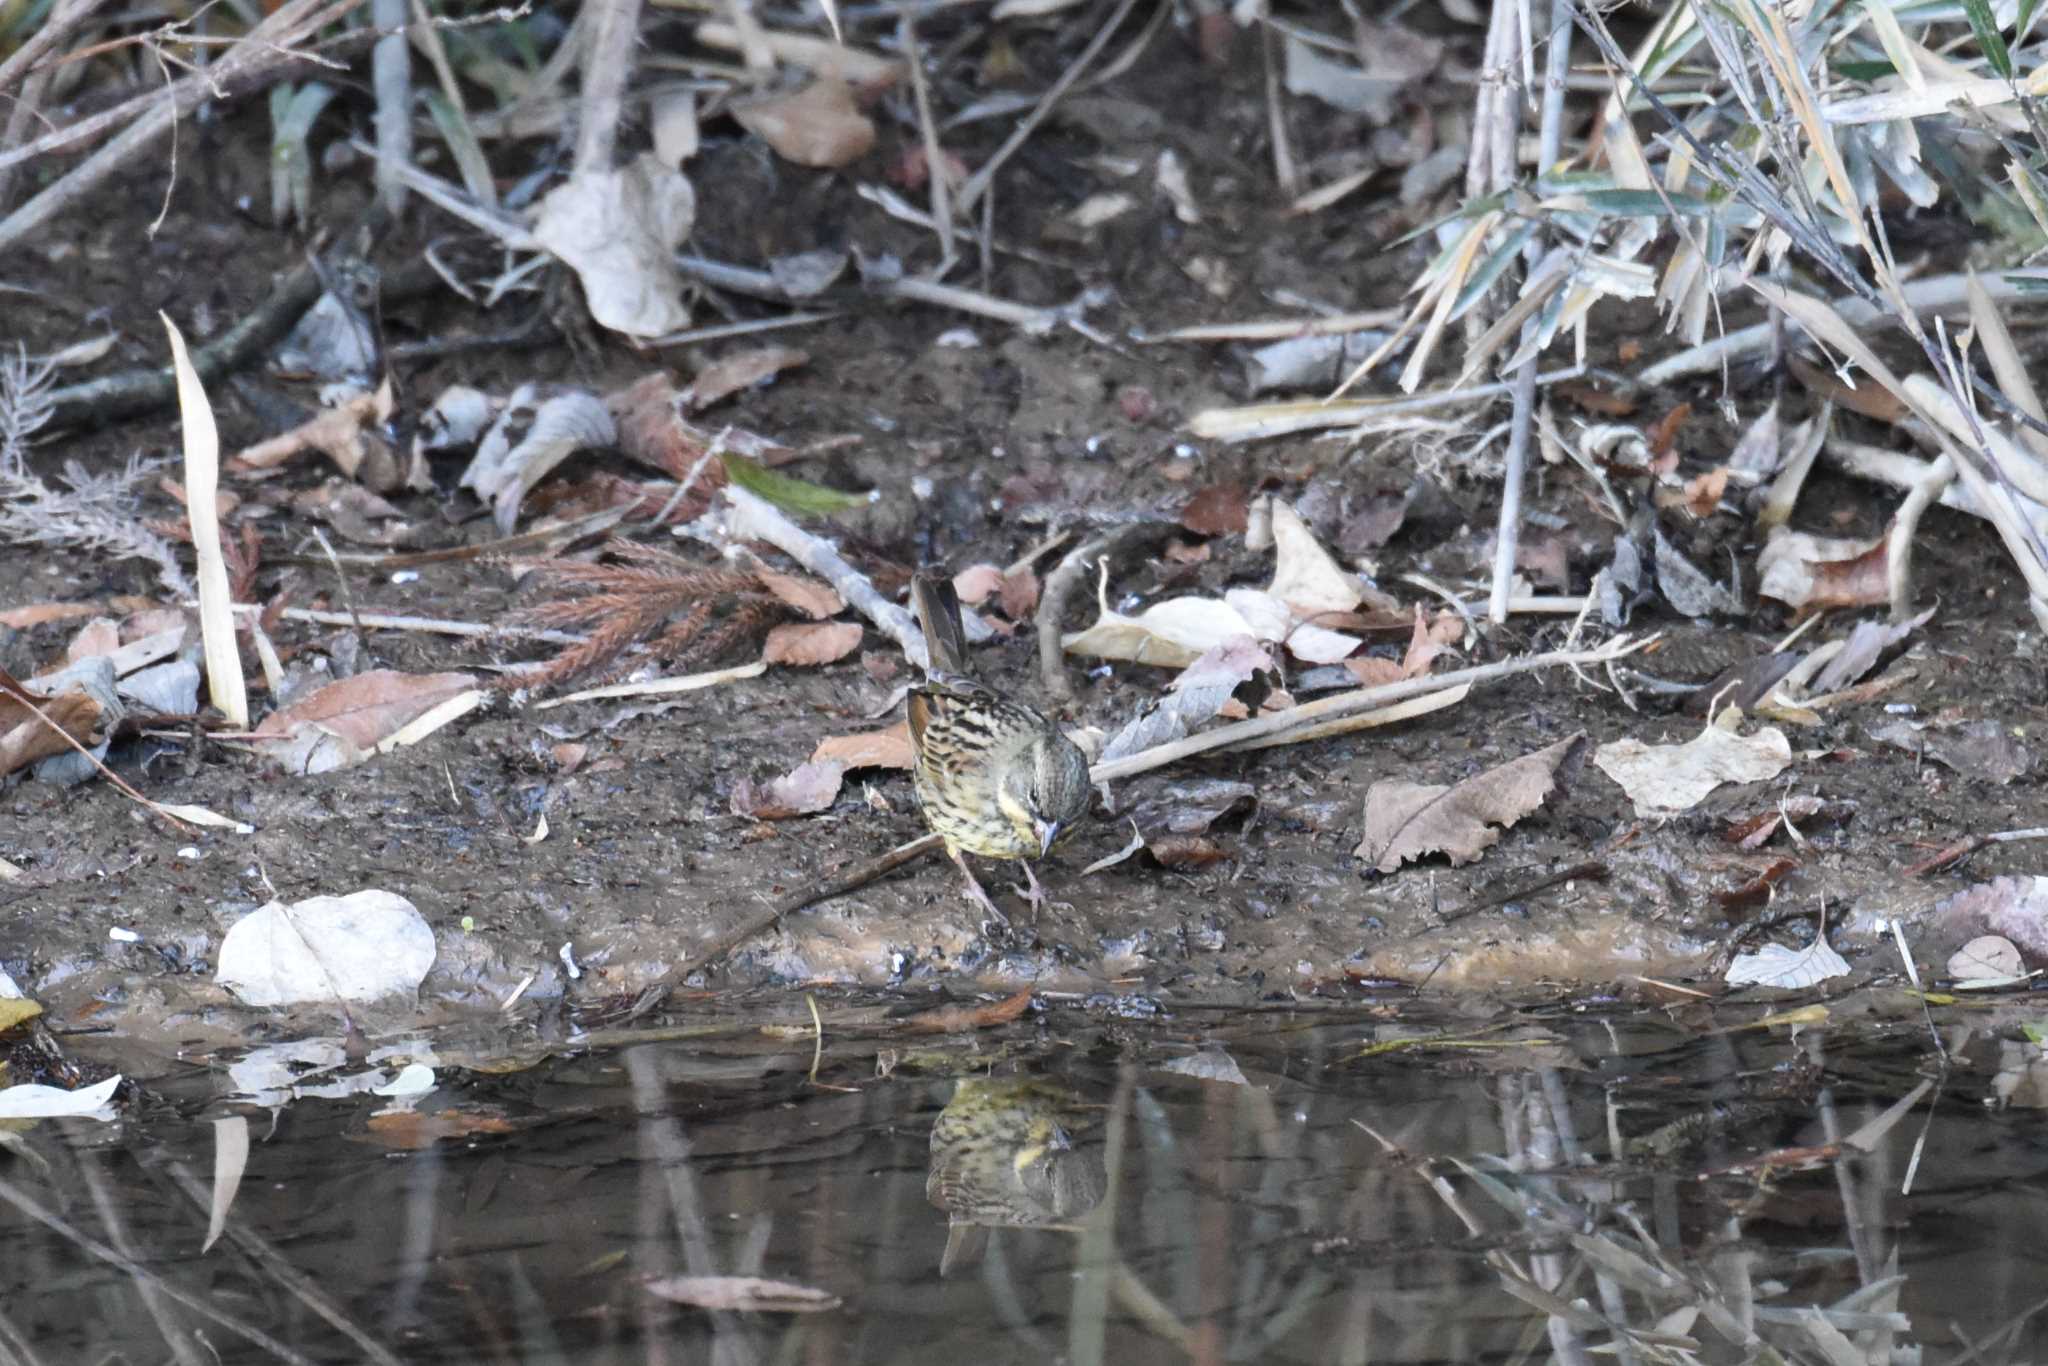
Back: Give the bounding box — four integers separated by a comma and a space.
721, 453, 870, 516
1960, 0, 2013, 79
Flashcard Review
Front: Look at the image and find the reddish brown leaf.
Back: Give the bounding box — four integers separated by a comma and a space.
999, 567, 1040, 621
757, 570, 844, 620
687, 347, 809, 412
1647, 401, 1692, 464
0, 602, 102, 630
253, 670, 478, 752
1714, 856, 1798, 912
951, 564, 1005, 605
763, 621, 862, 667
1180, 483, 1249, 537
811, 723, 914, 771
1681, 467, 1730, 519
1555, 380, 1638, 417
363, 1108, 522, 1150
0, 683, 100, 777
1789, 353, 1908, 422
1149, 834, 1227, 869
901, 987, 1033, 1034
732, 78, 876, 168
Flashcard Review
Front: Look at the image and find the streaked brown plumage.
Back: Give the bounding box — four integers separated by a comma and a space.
926, 1077, 1105, 1276
908, 574, 1090, 924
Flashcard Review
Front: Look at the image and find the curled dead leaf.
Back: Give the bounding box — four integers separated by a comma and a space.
901, 986, 1033, 1034
758, 569, 844, 620
1594, 717, 1793, 816
251, 670, 478, 773
732, 78, 876, 169
763, 621, 863, 667
1356, 734, 1588, 873
731, 759, 845, 819
811, 723, 914, 770
687, 346, 809, 412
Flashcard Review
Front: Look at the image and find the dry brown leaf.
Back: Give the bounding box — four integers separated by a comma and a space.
763, 621, 863, 666
364, 1108, 522, 1151
951, 564, 1006, 605
65, 618, 120, 663
687, 346, 809, 412
1345, 658, 1408, 686
811, 723, 913, 771
1149, 834, 1228, 869
732, 78, 876, 168
1788, 352, 1909, 422
900, 986, 1033, 1034
0, 602, 103, 629
999, 567, 1041, 620
730, 759, 845, 820
252, 670, 479, 760
0, 685, 100, 777
1344, 605, 1444, 684
1356, 734, 1588, 873
1758, 529, 1889, 612
1680, 467, 1730, 518
229, 381, 402, 490
1181, 483, 1250, 536
758, 569, 844, 620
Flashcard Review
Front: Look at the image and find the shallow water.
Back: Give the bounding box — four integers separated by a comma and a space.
5, 994, 2046, 1364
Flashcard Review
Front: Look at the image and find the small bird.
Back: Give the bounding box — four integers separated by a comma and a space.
908, 574, 1091, 925
926, 1076, 1105, 1276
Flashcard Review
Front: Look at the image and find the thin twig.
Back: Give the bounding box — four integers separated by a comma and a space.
719, 486, 922, 661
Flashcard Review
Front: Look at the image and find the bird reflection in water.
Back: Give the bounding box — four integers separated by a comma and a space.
925, 1076, 1107, 1277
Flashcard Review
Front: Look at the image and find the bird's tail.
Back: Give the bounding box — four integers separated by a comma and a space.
912, 573, 973, 676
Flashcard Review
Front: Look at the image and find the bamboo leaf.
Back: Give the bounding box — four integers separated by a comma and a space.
720, 453, 869, 516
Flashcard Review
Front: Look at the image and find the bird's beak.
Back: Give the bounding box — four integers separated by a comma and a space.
1036, 819, 1060, 858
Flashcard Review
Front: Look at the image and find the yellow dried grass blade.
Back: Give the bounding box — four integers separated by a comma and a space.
163, 314, 248, 728
1965, 272, 2048, 478
1732, 1, 1912, 327
1398, 209, 1501, 394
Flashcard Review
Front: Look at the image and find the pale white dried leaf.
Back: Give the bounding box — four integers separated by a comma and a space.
1725, 937, 1850, 989
1949, 934, 2024, 983
1267, 499, 1361, 617
533, 155, 696, 338
1595, 722, 1792, 816
216, 891, 436, 1007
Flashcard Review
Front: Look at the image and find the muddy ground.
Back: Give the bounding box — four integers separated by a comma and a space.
2, 11, 2044, 1049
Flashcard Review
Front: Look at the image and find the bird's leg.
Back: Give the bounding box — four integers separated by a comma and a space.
1012, 860, 1047, 919
951, 847, 1010, 929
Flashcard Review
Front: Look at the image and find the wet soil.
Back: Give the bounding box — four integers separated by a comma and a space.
3, 10, 2046, 1050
